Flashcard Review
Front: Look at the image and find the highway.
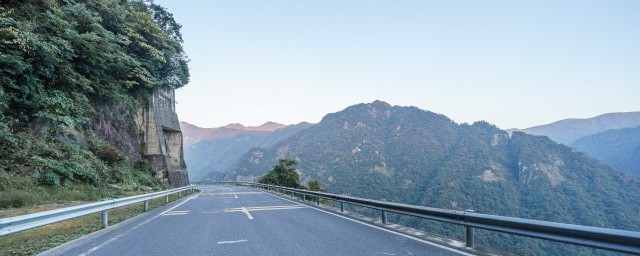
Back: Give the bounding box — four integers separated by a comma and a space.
42, 185, 474, 256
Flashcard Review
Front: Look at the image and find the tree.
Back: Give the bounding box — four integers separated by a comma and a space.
258, 159, 304, 189
0, 0, 189, 188
307, 179, 326, 192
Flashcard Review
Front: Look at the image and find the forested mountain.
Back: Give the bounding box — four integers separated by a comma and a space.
180, 121, 288, 146
0, 0, 188, 207
570, 126, 640, 176
230, 101, 640, 255
513, 112, 640, 144
184, 122, 312, 181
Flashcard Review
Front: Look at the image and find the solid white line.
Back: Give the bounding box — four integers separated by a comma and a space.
217, 239, 248, 244
80, 191, 201, 255
241, 207, 254, 220
264, 192, 475, 256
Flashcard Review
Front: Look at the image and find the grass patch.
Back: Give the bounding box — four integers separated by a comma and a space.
0, 171, 168, 210
0, 189, 197, 256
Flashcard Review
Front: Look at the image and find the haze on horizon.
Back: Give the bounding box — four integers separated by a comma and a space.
156, 0, 640, 130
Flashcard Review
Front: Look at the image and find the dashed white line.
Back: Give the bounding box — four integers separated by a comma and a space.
217, 239, 248, 244
163, 210, 190, 216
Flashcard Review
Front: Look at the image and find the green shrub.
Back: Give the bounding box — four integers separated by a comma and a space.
38, 171, 61, 187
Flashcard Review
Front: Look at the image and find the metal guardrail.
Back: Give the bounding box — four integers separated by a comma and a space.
0, 185, 195, 236
222, 182, 640, 255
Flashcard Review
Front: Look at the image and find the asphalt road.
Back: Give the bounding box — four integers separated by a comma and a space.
42, 185, 474, 256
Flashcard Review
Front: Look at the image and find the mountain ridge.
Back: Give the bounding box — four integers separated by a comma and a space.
180, 121, 292, 146
229, 101, 640, 255
511, 111, 640, 144
570, 126, 640, 176
183, 122, 313, 181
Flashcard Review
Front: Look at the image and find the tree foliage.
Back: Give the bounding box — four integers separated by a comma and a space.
0, 0, 189, 195
258, 159, 326, 193
0, 0, 189, 127
307, 179, 325, 192
259, 159, 304, 189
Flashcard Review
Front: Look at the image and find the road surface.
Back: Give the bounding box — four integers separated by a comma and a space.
42, 185, 474, 256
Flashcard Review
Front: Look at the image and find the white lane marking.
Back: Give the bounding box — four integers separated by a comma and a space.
241, 207, 254, 220
264, 192, 475, 256
163, 211, 190, 216
200, 192, 263, 196
225, 205, 307, 211
234, 193, 238, 199
192, 198, 232, 200
217, 239, 248, 244
376, 252, 395, 255
79, 191, 201, 255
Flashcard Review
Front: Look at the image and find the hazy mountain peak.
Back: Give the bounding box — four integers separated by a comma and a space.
223, 123, 246, 129
254, 121, 287, 131
514, 111, 640, 144
370, 100, 391, 107
179, 121, 198, 129
180, 121, 295, 146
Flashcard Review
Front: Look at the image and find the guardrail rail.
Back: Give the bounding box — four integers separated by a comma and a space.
0, 185, 195, 236
221, 182, 640, 255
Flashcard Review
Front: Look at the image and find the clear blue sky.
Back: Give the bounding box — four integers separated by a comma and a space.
155, 0, 639, 129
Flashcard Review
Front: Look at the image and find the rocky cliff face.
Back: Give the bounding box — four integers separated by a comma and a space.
139, 87, 189, 187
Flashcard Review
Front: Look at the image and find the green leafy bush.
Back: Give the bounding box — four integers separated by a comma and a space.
0, 0, 189, 209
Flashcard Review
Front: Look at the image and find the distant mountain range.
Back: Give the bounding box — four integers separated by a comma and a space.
511, 112, 640, 145
180, 122, 312, 181
570, 126, 640, 176
229, 101, 640, 255
510, 112, 640, 175
180, 121, 289, 146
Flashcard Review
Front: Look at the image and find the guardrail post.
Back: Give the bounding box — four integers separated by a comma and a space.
179, 191, 182, 198
465, 209, 475, 248
381, 210, 388, 224
101, 210, 108, 228
303, 194, 307, 201
316, 197, 320, 206
340, 202, 344, 212
165, 195, 169, 203
466, 226, 474, 248
144, 200, 149, 212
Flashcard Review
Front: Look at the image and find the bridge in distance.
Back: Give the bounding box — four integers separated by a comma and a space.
42, 185, 473, 256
